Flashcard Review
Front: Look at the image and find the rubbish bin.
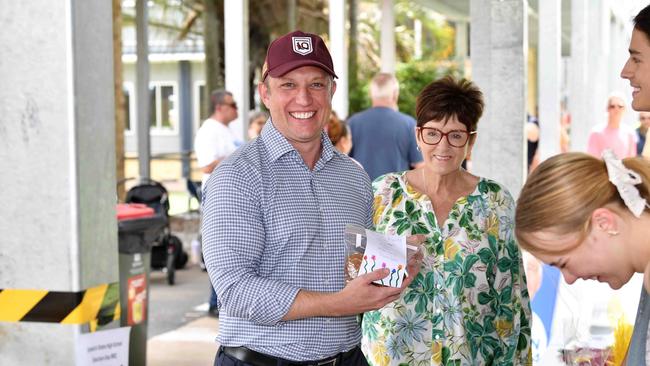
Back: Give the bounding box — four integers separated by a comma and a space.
117, 203, 166, 366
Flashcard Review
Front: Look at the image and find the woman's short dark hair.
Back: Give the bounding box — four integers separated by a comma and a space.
415, 76, 484, 132
634, 4, 650, 42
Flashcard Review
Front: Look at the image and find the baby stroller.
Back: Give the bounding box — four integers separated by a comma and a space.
125, 179, 188, 285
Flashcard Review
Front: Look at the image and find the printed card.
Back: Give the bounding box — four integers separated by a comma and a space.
358, 229, 407, 287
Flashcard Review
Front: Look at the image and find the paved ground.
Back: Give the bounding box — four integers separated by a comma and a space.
146, 263, 220, 365
147, 316, 219, 366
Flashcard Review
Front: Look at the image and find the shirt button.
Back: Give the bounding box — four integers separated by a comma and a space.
436, 308, 441, 314
435, 334, 440, 340
324, 279, 329, 284
326, 319, 331, 323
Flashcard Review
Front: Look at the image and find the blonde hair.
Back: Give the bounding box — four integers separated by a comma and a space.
515, 152, 650, 255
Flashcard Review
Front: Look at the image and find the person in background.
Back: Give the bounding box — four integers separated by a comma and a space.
247, 110, 268, 140
193, 89, 239, 317
526, 113, 540, 172
586, 93, 637, 158
636, 111, 650, 156
348, 73, 423, 181
361, 76, 531, 365
327, 112, 353, 155
203, 30, 418, 366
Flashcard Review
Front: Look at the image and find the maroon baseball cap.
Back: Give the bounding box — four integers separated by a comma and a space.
262, 30, 338, 81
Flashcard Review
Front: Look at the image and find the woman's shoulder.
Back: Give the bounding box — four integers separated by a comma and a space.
372, 171, 406, 187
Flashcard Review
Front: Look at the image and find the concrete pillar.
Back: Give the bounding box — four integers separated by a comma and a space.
455, 21, 469, 60
136, 0, 151, 179
179, 61, 193, 178
287, 0, 297, 33
330, 0, 348, 119
224, 0, 249, 142
587, 0, 610, 141
609, 8, 636, 128
380, 0, 395, 73
0, 1, 117, 364
569, 0, 590, 152
537, 0, 561, 160
414, 19, 423, 60
470, 0, 527, 197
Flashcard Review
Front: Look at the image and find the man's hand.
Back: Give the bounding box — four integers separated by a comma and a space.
331, 268, 404, 316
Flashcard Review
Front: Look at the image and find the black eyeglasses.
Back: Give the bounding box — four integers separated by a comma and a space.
418, 127, 476, 147
221, 101, 238, 109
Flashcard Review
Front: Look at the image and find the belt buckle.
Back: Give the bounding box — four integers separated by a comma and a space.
316, 358, 336, 366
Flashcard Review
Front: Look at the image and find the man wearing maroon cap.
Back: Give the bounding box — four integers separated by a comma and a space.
201, 30, 417, 366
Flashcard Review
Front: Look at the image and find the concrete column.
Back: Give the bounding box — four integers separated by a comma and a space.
537, 0, 561, 160
179, 61, 193, 178
224, 0, 249, 142
568, 0, 589, 152
414, 19, 423, 60
329, 0, 348, 119
455, 21, 469, 60
587, 0, 610, 141
287, 0, 297, 33
470, 0, 527, 197
609, 8, 636, 128
0, 1, 117, 364
380, 0, 395, 73
136, 0, 151, 179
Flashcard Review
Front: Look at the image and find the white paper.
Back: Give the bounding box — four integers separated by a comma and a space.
75, 327, 131, 366
359, 229, 407, 287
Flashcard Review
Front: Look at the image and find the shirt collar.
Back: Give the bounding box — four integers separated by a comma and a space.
261, 118, 335, 166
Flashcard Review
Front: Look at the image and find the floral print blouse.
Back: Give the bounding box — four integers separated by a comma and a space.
361, 172, 532, 366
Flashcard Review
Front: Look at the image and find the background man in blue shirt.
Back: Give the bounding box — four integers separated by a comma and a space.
348, 73, 423, 181
202, 31, 417, 366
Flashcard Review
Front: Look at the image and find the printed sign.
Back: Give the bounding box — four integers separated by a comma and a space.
127, 274, 146, 325
75, 327, 131, 366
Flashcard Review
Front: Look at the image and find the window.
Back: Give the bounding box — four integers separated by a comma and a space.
194, 81, 210, 128
149, 82, 178, 132
122, 82, 135, 133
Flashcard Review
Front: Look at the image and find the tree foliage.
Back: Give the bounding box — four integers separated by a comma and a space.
348, 0, 458, 116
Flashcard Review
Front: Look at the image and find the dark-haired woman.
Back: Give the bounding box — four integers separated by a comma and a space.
360, 76, 531, 365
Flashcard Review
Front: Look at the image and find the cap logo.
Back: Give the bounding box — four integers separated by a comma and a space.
292, 37, 313, 55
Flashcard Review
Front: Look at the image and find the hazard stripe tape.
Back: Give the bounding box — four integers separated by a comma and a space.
0, 282, 120, 325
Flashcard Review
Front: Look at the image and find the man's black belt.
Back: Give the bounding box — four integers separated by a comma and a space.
221, 345, 359, 366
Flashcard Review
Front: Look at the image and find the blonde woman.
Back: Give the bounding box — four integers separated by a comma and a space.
515, 151, 650, 364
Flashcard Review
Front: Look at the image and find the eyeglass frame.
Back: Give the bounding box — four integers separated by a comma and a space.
417, 127, 477, 147
607, 104, 625, 110
220, 101, 238, 109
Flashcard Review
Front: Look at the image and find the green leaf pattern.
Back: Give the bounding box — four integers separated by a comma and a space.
361, 172, 532, 366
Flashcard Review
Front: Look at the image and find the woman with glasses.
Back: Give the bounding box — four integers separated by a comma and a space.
586, 93, 637, 159
361, 76, 531, 365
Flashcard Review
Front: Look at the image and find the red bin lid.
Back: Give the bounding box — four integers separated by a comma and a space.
116, 203, 155, 221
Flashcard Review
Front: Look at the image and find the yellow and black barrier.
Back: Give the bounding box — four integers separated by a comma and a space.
0, 282, 120, 328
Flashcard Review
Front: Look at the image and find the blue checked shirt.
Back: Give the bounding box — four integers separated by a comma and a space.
201, 121, 373, 361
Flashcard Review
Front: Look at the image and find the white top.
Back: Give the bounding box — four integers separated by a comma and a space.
194, 118, 240, 187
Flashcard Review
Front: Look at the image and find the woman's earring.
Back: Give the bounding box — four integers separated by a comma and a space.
417, 145, 421, 152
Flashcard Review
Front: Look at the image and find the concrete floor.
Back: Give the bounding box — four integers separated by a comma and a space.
147, 316, 219, 366
146, 260, 220, 365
